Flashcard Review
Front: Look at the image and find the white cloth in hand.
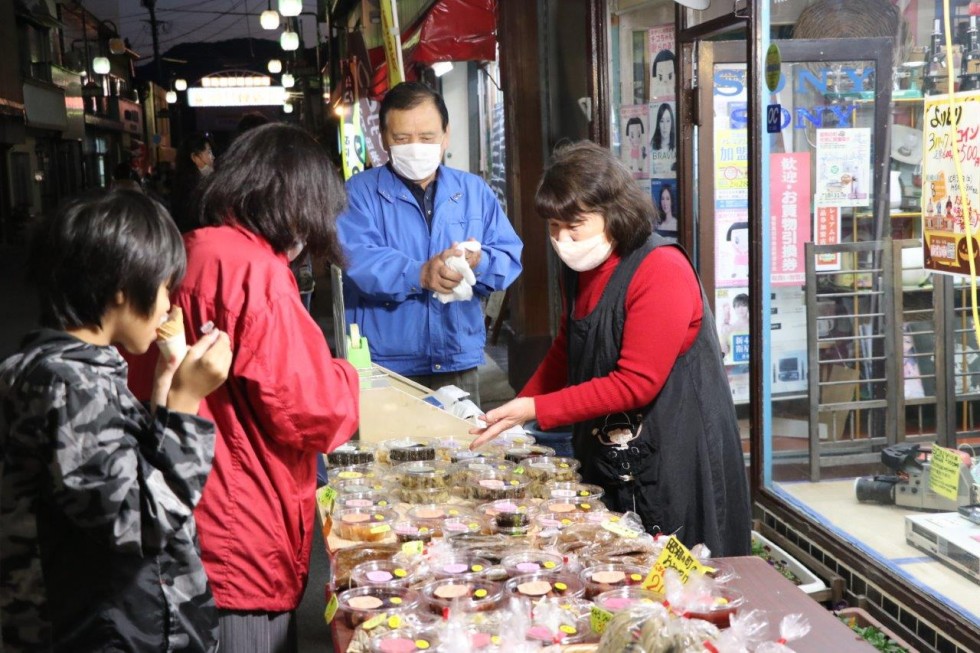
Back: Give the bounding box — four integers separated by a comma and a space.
436, 255, 477, 303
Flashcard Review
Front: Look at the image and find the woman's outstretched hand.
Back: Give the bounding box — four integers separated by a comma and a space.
468, 397, 536, 449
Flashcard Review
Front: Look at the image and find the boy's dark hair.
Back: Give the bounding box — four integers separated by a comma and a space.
379, 81, 449, 133
625, 116, 644, 134
29, 189, 185, 330
197, 122, 347, 265
535, 140, 655, 254
652, 49, 676, 79
176, 132, 213, 175
235, 111, 270, 138
733, 293, 749, 308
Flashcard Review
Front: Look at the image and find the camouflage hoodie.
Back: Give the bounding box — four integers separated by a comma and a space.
0, 330, 218, 652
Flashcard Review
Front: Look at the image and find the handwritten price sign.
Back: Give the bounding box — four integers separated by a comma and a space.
641, 535, 711, 595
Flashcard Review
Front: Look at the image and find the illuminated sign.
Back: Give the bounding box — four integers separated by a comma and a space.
186, 86, 286, 107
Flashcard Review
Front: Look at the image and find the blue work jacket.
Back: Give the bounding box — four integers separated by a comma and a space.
337, 165, 523, 376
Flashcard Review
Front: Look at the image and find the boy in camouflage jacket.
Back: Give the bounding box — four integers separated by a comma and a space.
0, 190, 231, 652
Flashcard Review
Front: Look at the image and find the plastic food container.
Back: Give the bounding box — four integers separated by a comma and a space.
434, 437, 469, 462
504, 572, 586, 600
336, 586, 421, 629
391, 520, 436, 544
451, 458, 516, 481
420, 578, 503, 615
579, 563, 649, 598
335, 476, 388, 495
593, 587, 662, 613
703, 559, 737, 584
368, 628, 441, 653
462, 467, 530, 502
377, 437, 437, 465
334, 507, 397, 542
683, 587, 745, 628
478, 500, 535, 536
406, 504, 470, 531
503, 444, 556, 464
500, 550, 565, 578
326, 442, 376, 467
538, 481, 606, 502
522, 456, 581, 483
351, 560, 417, 588
441, 515, 487, 538
540, 497, 607, 517
496, 432, 537, 447
333, 490, 393, 512
395, 460, 453, 490
330, 464, 379, 482
429, 553, 492, 580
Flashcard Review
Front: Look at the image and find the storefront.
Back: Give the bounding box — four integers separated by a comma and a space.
585, 0, 980, 650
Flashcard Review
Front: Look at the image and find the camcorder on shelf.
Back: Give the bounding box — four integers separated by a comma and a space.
855, 443, 978, 511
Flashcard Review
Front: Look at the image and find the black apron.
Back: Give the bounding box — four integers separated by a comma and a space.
566, 235, 752, 557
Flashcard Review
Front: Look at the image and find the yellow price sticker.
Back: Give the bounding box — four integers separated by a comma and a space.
362, 613, 387, 630
401, 540, 423, 556
316, 485, 337, 512
370, 524, 391, 535
590, 605, 614, 634
602, 519, 639, 539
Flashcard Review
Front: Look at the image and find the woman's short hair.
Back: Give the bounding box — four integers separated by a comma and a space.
535, 140, 655, 254
197, 122, 347, 265
29, 189, 185, 329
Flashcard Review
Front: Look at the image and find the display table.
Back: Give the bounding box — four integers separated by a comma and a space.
321, 554, 874, 652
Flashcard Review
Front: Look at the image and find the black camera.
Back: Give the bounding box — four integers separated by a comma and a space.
854, 475, 900, 504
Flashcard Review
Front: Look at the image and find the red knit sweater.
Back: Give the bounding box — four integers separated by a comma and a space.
520, 246, 703, 430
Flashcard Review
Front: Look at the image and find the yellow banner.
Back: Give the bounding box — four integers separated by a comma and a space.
380, 0, 404, 87
928, 446, 963, 501
340, 101, 365, 181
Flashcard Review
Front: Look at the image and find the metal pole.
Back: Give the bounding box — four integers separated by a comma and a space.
141, 0, 163, 84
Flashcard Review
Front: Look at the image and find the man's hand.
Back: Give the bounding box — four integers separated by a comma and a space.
457, 238, 482, 270
420, 247, 465, 294
468, 397, 536, 449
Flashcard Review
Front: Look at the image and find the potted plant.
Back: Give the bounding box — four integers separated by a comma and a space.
836, 607, 917, 653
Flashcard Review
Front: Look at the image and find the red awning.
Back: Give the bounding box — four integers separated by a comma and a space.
358, 0, 497, 100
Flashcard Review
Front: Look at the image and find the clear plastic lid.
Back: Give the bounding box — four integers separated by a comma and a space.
394, 460, 453, 490
333, 490, 393, 513
429, 553, 493, 580
504, 572, 586, 600
538, 481, 605, 501
593, 586, 662, 613
459, 466, 530, 502
336, 586, 421, 629
335, 476, 388, 494
579, 563, 649, 598
420, 578, 503, 615
500, 550, 565, 578
326, 441, 376, 467
503, 444, 556, 464
368, 627, 441, 653
351, 559, 417, 588
330, 463, 379, 482
377, 437, 437, 465
521, 456, 581, 483
682, 587, 745, 628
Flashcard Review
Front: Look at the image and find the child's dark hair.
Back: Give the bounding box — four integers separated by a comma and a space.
197, 122, 347, 266
626, 116, 644, 134
726, 221, 749, 240
29, 189, 185, 330
733, 293, 749, 308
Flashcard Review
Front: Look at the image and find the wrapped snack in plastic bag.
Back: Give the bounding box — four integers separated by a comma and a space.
755, 613, 810, 653
664, 568, 744, 629
346, 612, 437, 653
711, 608, 769, 653
597, 600, 672, 652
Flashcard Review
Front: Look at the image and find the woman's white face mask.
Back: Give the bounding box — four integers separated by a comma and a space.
550, 232, 614, 271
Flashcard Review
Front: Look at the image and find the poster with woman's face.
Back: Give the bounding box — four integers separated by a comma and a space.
649, 102, 676, 178
651, 178, 678, 236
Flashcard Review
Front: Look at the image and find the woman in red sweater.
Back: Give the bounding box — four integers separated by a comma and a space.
471, 141, 750, 556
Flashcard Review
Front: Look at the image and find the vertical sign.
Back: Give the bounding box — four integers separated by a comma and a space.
814, 204, 842, 271
921, 91, 980, 276
770, 153, 811, 285
814, 128, 871, 208
380, 0, 405, 87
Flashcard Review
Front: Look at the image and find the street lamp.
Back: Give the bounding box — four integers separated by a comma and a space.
166, 90, 178, 103
281, 73, 295, 88
279, 0, 302, 17
268, 59, 282, 74
283, 102, 294, 114
174, 78, 188, 91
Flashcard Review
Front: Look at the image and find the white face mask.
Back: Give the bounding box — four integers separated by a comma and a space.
389, 143, 443, 181
199, 164, 213, 177
550, 233, 614, 272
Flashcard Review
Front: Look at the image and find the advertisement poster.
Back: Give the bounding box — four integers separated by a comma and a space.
814, 204, 842, 271
814, 128, 871, 208
652, 178, 678, 237
716, 209, 749, 286
620, 105, 650, 179
770, 153, 811, 286
921, 91, 980, 276
647, 24, 675, 101
716, 287, 750, 404
649, 101, 676, 177
715, 127, 749, 287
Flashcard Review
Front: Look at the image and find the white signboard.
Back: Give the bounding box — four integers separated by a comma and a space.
187, 86, 287, 107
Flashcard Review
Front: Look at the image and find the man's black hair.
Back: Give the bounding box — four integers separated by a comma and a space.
379, 81, 449, 133
29, 189, 185, 329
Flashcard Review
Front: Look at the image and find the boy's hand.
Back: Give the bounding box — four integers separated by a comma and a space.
166, 330, 232, 414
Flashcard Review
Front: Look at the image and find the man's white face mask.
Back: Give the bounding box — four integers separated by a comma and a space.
388, 143, 443, 181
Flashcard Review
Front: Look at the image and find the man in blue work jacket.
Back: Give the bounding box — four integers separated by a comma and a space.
337, 82, 523, 404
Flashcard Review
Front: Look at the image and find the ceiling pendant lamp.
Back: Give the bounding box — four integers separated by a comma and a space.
279, 0, 302, 17
280, 29, 299, 51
